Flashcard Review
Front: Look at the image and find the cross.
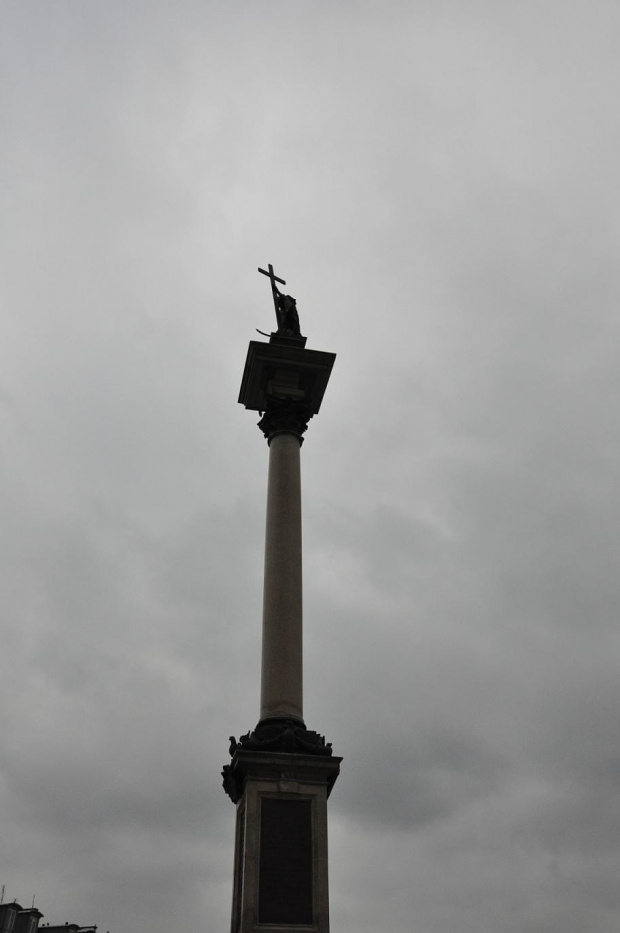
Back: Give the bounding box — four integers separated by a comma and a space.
258, 263, 286, 327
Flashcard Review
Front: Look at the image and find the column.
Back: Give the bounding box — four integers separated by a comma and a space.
260, 429, 304, 723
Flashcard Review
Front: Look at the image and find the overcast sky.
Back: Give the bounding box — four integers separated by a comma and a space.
2, 2, 620, 931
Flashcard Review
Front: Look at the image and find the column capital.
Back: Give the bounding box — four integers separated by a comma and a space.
257, 400, 314, 444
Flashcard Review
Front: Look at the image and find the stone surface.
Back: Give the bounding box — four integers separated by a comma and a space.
226, 750, 342, 933
260, 431, 304, 723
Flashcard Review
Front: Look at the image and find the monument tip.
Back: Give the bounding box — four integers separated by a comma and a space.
258, 262, 305, 342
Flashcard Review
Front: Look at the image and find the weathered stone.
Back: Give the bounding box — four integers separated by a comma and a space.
225, 751, 342, 933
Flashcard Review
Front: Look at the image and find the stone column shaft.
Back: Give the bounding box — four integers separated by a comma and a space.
260, 431, 303, 723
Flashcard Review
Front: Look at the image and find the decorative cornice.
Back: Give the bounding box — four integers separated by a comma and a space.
231, 719, 333, 756
222, 719, 335, 802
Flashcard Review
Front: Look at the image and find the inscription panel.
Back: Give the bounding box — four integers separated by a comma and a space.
258, 798, 313, 925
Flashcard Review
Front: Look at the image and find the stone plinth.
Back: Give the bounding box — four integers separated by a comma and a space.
224, 750, 342, 933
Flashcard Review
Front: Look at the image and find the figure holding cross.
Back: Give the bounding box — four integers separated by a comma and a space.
258, 264, 302, 337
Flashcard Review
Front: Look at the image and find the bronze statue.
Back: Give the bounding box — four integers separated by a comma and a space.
274, 287, 300, 336
258, 263, 302, 337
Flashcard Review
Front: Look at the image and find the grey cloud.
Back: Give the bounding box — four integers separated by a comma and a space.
2, 2, 620, 932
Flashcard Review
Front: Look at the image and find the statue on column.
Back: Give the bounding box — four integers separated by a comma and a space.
274, 287, 301, 337
258, 263, 303, 338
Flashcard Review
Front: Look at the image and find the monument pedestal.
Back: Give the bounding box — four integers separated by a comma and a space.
224, 750, 342, 933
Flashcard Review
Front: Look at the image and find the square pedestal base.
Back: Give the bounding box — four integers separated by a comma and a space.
226, 750, 341, 933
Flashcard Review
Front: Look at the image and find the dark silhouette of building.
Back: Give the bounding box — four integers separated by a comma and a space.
40, 926, 97, 933
0, 903, 42, 933
0, 901, 99, 933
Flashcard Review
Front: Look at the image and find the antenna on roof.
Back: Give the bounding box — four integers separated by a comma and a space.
32, 896, 36, 909
1, 885, 4, 905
